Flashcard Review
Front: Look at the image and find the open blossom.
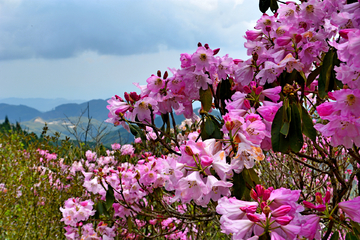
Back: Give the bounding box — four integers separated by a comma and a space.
338, 196, 360, 223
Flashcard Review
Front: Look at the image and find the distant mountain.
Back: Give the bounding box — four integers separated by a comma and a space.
0, 98, 87, 112
0, 99, 110, 123
0, 103, 42, 122
41, 99, 109, 122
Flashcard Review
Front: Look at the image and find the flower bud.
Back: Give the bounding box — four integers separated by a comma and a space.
198, 42, 202, 47
213, 48, 220, 55
263, 205, 271, 217
243, 85, 252, 94
233, 59, 243, 65
225, 121, 235, 131
263, 189, 271, 201
315, 192, 323, 204
244, 99, 251, 109
124, 92, 131, 103
295, 34, 302, 43
204, 43, 209, 49
250, 189, 258, 201
130, 92, 141, 101
275, 216, 293, 225
255, 185, 265, 198
115, 95, 123, 101
265, 26, 272, 32
271, 205, 291, 217
163, 71, 168, 79
315, 204, 326, 212
157, 70, 162, 77
184, 146, 194, 156
247, 213, 260, 222
324, 191, 331, 203
255, 86, 263, 95
303, 201, 316, 209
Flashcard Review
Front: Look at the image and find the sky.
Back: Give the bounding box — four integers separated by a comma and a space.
0, 0, 263, 101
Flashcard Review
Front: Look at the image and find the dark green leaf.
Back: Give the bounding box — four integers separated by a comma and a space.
242, 168, 260, 188
269, 0, 278, 12
232, 172, 247, 200
289, 103, 304, 152
301, 106, 317, 141
105, 185, 115, 211
259, 0, 270, 13
204, 118, 215, 136
280, 122, 290, 136
97, 201, 105, 216
318, 49, 335, 98
346, 232, 360, 240
329, 232, 339, 240
271, 106, 291, 153
307, 66, 322, 87
351, 221, 360, 236
199, 86, 213, 113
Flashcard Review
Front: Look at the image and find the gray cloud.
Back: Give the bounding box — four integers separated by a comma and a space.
0, 0, 261, 60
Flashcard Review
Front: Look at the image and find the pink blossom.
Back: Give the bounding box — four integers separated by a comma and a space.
338, 196, 360, 223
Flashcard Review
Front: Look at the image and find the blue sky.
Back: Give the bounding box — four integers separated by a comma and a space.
0, 0, 262, 101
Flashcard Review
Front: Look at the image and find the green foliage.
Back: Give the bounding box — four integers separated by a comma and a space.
0, 130, 87, 239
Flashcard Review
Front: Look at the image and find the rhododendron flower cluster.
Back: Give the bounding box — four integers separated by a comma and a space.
57, 0, 360, 239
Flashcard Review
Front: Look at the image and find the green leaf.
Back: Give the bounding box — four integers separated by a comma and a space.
318, 49, 335, 99
351, 221, 360, 236
346, 232, 360, 240
307, 66, 322, 86
329, 232, 339, 240
204, 118, 215, 136
269, 0, 278, 13
242, 168, 260, 188
301, 106, 317, 141
259, 0, 270, 13
105, 185, 115, 211
289, 103, 304, 152
280, 122, 290, 137
97, 201, 105, 216
199, 86, 213, 113
232, 172, 247, 200
271, 106, 290, 153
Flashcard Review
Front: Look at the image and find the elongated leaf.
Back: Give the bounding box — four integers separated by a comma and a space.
318, 49, 335, 98
205, 118, 215, 136
351, 221, 360, 236
259, 0, 270, 13
105, 185, 115, 211
330, 232, 339, 240
269, 0, 278, 12
301, 106, 317, 141
232, 172, 247, 200
271, 106, 291, 153
345, 232, 359, 240
307, 66, 322, 86
200, 86, 213, 113
289, 103, 304, 152
280, 122, 290, 136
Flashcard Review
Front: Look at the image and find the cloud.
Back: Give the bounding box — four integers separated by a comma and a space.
0, 0, 261, 60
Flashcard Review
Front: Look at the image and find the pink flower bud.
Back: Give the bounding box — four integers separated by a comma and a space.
184, 146, 194, 156
303, 200, 316, 209
204, 43, 209, 49
233, 59, 243, 65
255, 86, 263, 95
265, 26, 272, 32
247, 213, 260, 222
271, 205, 291, 217
213, 48, 220, 55
250, 189, 258, 201
244, 99, 251, 109
315, 204, 326, 212
295, 34, 302, 43
263, 189, 271, 201
315, 192, 323, 204
130, 92, 141, 101
324, 191, 331, 203
243, 85, 252, 94
275, 215, 293, 225
255, 185, 264, 198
